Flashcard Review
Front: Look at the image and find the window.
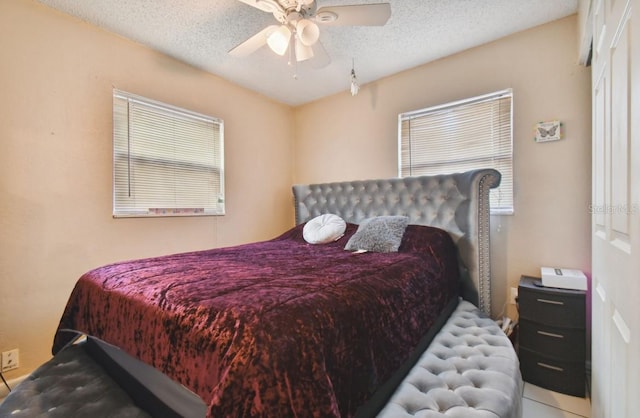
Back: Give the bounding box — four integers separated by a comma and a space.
113, 90, 224, 217
399, 89, 513, 214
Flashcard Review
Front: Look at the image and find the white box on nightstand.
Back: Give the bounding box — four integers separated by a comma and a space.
540, 267, 587, 291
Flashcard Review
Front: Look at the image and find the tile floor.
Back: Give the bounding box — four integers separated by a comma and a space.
523, 383, 591, 418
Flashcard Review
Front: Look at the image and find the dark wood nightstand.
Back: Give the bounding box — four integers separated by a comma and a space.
518, 275, 586, 397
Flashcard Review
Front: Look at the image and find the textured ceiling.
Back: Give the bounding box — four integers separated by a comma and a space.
37, 0, 578, 106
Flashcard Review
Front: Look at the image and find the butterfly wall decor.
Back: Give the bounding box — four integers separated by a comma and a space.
534, 120, 562, 142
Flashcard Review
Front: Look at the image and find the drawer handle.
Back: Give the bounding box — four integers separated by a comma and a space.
537, 362, 564, 372
536, 298, 565, 306
537, 330, 564, 339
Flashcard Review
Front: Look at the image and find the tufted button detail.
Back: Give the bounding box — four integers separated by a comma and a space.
295, 175, 469, 237
377, 301, 522, 418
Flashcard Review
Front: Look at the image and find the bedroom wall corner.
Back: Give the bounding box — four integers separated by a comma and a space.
0, 0, 295, 378
292, 14, 592, 319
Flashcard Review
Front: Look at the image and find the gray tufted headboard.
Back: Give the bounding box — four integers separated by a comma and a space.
292, 169, 501, 315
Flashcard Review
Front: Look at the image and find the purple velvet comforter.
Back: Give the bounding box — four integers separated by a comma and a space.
53, 222, 459, 417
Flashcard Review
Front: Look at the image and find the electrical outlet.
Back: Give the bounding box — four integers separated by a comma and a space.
1, 349, 19, 372
509, 287, 518, 304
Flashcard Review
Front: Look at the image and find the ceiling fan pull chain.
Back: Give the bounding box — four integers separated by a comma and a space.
288, 34, 298, 79
350, 58, 359, 96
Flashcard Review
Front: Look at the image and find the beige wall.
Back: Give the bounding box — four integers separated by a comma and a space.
0, 0, 294, 378
294, 15, 592, 318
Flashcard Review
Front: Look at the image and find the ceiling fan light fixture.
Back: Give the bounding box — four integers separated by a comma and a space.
296, 19, 320, 46
295, 38, 314, 61
267, 25, 292, 55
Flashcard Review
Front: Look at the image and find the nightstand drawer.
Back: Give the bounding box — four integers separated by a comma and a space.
519, 319, 586, 361
518, 278, 585, 328
519, 347, 585, 397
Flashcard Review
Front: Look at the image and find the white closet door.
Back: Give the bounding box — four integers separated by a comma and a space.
590, 0, 640, 416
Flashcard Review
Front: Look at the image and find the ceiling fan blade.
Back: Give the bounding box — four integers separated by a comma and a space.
315, 3, 391, 26
309, 41, 331, 68
228, 25, 279, 57
236, 0, 282, 13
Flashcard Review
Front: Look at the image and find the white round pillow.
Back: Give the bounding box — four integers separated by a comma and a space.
303, 214, 347, 244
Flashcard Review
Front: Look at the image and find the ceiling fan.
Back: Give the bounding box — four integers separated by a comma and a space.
229, 0, 391, 67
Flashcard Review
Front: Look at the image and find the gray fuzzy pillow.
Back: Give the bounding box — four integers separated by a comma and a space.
344, 216, 410, 253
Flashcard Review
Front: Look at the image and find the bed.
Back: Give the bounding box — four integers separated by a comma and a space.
53, 168, 509, 417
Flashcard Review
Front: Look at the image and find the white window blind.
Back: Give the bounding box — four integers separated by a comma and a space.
399, 89, 513, 214
113, 90, 224, 217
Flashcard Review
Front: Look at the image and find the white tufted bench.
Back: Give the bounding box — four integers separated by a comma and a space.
377, 300, 523, 418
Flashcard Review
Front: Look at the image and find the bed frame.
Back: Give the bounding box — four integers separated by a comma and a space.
294, 168, 523, 418
3, 169, 518, 418
293, 168, 501, 315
